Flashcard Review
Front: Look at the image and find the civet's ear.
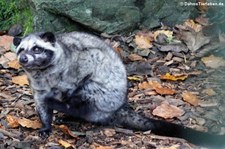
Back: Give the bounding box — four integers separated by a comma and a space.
40, 32, 56, 43
13, 37, 22, 47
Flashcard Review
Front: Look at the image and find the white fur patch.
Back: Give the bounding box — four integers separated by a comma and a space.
16, 34, 63, 61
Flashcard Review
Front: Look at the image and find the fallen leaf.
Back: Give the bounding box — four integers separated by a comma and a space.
160, 73, 188, 81
188, 71, 202, 76
202, 88, 216, 96
7, 59, 21, 69
134, 33, 153, 49
127, 75, 143, 81
138, 81, 176, 95
148, 81, 162, 89
152, 102, 184, 119
144, 90, 157, 96
58, 139, 73, 149
12, 75, 29, 86
183, 19, 202, 32
159, 43, 188, 53
114, 47, 122, 59
95, 145, 114, 149
128, 54, 143, 61
137, 48, 151, 57
182, 92, 199, 106
198, 100, 218, 107
4, 52, 17, 61
201, 55, 225, 69
0, 124, 3, 128
0, 92, 14, 100
103, 128, 116, 137
154, 87, 176, 95
6, 115, 19, 128
154, 30, 173, 41
178, 30, 210, 52
17, 118, 42, 129
0, 56, 9, 66
126, 62, 152, 75
195, 16, 209, 26
159, 144, 180, 149
0, 35, 13, 51
138, 81, 154, 90
59, 125, 79, 139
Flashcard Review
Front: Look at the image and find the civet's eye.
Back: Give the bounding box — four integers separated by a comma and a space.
32, 46, 44, 54
17, 48, 24, 55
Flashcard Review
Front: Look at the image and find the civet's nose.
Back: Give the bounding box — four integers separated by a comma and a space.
19, 54, 28, 64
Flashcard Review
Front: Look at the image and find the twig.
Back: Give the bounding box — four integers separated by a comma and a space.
0, 128, 21, 139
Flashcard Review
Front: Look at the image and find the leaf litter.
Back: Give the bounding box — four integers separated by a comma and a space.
0, 14, 225, 149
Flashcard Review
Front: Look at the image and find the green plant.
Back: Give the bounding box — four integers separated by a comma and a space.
0, 0, 33, 35
0, 0, 16, 29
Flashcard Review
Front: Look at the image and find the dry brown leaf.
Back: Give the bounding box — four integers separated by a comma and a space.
195, 16, 209, 26
134, 34, 153, 49
0, 124, 3, 128
17, 118, 42, 129
154, 87, 176, 95
12, 75, 29, 86
4, 52, 17, 61
138, 81, 175, 95
59, 125, 79, 139
103, 128, 116, 137
6, 115, 19, 128
114, 47, 122, 59
152, 102, 184, 119
184, 19, 202, 32
159, 144, 180, 149
58, 139, 73, 149
138, 80, 162, 90
0, 35, 13, 51
144, 90, 157, 96
201, 55, 225, 69
149, 81, 176, 95
160, 73, 188, 81
0, 55, 9, 66
128, 54, 143, 61
202, 88, 216, 96
138, 81, 154, 90
95, 145, 114, 149
7, 59, 21, 69
182, 92, 199, 106
148, 80, 162, 88
178, 30, 210, 52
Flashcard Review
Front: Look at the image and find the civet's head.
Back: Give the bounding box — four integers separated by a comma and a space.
13, 32, 61, 70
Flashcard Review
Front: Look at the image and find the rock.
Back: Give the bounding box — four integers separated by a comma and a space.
8, 24, 23, 36
32, 0, 140, 34
31, 0, 198, 34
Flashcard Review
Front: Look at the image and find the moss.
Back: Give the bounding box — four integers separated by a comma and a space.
0, 0, 33, 35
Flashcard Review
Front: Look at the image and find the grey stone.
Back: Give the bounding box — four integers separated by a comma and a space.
31, 0, 199, 34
